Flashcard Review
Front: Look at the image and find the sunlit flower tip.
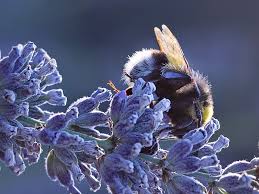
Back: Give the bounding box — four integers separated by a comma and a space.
104, 153, 134, 173
42, 69, 62, 88
27, 78, 41, 95
167, 139, 193, 162
5, 45, 23, 68
210, 135, 230, 152
204, 118, 220, 139
45, 113, 68, 131
54, 148, 84, 181
142, 82, 156, 95
3, 89, 16, 104
10, 156, 26, 176
153, 98, 171, 112
65, 107, 79, 121
34, 58, 57, 78
90, 87, 105, 98
79, 163, 101, 191
72, 111, 109, 128
132, 78, 146, 95
110, 91, 127, 123
3, 148, 16, 167
92, 87, 112, 103
216, 172, 255, 191
68, 97, 93, 114
212, 117, 220, 130
30, 48, 47, 67
9, 153, 25, 173
183, 127, 208, 146
13, 42, 36, 72
171, 156, 201, 174
70, 163, 85, 181
196, 145, 215, 157
27, 153, 41, 165
203, 164, 222, 176
131, 109, 154, 129
46, 89, 67, 106
200, 155, 219, 168
141, 94, 154, 107
20, 41, 36, 58
170, 174, 207, 194
223, 160, 254, 174
53, 131, 85, 147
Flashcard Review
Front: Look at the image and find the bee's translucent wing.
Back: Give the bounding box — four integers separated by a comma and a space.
154, 25, 189, 70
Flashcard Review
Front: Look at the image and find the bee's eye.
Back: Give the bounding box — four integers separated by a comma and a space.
162, 71, 189, 79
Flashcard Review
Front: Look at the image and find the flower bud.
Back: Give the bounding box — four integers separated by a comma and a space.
46, 89, 67, 106
167, 139, 193, 162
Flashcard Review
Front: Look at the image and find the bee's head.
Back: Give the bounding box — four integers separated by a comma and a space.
122, 49, 168, 86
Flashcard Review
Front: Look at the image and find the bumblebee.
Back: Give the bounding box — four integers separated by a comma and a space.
122, 25, 214, 137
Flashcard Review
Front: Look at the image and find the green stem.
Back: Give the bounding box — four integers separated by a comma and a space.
69, 125, 110, 139
139, 153, 163, 165
17, 116, 45, 127
245, 167, 259, 178
159, 137, 178, 150
65, 128, 114, 152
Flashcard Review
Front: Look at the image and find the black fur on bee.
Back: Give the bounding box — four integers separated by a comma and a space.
123, 49, 213, 138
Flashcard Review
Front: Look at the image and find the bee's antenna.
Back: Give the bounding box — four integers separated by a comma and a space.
107, 80, 120, 93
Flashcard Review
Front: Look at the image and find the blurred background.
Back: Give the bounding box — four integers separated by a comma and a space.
0, 0, 259, 193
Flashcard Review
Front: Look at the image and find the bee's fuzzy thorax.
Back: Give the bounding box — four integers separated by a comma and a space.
122, 49, 168, 85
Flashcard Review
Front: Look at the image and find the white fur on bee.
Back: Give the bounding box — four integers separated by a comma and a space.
122, 49, 158, 85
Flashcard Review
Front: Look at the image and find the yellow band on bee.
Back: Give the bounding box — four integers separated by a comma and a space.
202, 105, 214, 125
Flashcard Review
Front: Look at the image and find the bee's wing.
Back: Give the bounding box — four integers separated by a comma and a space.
154, 25, 189, 70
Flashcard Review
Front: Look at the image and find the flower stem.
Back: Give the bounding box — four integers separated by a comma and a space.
139, 153, 163, 166
17, 116, 45, 127
65, 127, 114, 152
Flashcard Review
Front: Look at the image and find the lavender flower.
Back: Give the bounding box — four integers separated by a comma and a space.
0, 42, 65, 174
0, 43, 258, 194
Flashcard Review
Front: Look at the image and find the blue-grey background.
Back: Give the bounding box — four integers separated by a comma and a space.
0, 0, 259, 193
